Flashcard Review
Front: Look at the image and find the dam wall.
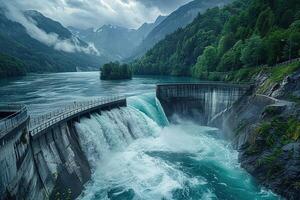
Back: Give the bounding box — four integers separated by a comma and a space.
30, 121, 91, 199
0, 105, 45, 199
0, 98, 126, 200
156, 83, 253, 124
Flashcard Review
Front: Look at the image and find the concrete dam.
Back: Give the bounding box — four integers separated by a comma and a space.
0, 82, 253, 199
0, 97, 126, 200
156, 82, 253, 124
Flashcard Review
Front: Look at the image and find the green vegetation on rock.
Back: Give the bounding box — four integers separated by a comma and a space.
258, 61, 300, 93
100, 62, 132, 80
255, 116, 300, 147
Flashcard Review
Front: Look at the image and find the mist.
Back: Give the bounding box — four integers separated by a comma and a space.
1, 1, 99, 55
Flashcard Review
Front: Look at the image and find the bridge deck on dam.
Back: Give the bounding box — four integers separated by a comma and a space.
29, 96, 126, 138
0, 104, 29, 141
1, 96, 126, 141
0, 96, 127, 199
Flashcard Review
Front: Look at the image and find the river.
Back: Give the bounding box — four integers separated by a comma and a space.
0, 72, 279, 199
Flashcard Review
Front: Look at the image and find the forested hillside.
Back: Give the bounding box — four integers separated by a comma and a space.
131, 0, 300, 79
131, 0, 232, 59
0, 53, 26, 78
0, 10, 107, 78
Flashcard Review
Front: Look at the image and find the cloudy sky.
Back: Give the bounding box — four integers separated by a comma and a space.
7, 0, 193, 29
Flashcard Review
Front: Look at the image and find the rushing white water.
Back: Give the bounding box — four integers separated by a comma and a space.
203, 87, 245, 123
75, 94, 278, 200
127, 93, 169, 126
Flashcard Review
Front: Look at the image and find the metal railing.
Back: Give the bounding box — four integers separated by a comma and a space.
156, 81, 253, 88
273, 57, 300, 67
30, 96, 125, 136
256, 57, 300, 69
0, 104, 28, 138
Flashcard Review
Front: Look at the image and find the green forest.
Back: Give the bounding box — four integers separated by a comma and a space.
0, 10, 106, 79
131, 0, 300, 80
0, 54, 26, 78
100, 62, 132, 80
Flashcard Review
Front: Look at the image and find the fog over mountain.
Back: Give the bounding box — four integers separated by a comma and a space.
0, 5, 108, 74
69, 15, 166, 60
68, 0, 232, 61
0, 0, 232, 74
5, 0, 193, 29
1, 1, 99, 55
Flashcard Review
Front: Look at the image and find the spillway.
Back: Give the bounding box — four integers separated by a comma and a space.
75, 93, 278, 200
156, 83, 251, 124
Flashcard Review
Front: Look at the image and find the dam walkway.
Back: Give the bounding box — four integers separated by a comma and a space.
0, 96, 126, 199
29, 96, 126, 138
0, 96, 126, 141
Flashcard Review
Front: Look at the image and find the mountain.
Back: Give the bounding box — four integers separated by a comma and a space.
131, 0, 300, 78
130, 0, 232, 59
0, 53, 26, 78
0, 9, 107, 77
136, 15, 166, 41
68, 15, 166, 61
25, 10, 72, 40
69, 25, 137, 61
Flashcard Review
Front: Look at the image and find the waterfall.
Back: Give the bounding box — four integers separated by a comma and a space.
157, 84, 248, 125
75, 93, 167, 167
204, 87, 244, 123
75, 94, 278, 200
75, 107, 161, 167
127, 93, 169, 126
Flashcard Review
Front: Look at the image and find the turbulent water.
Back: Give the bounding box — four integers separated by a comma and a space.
76, 95, 279, 200
0, 72, 279, 199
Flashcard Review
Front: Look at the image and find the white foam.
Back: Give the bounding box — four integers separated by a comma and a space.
76, 105, 278, 200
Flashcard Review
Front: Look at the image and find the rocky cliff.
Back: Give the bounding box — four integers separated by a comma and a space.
211, 68, 300, 199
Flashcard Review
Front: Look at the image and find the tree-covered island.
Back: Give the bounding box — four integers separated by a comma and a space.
100, 62, 132, 80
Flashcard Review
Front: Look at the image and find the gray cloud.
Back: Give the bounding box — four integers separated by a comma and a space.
4, 0, 192, 29
133, 0, 191, 12
1, 0, 99, 55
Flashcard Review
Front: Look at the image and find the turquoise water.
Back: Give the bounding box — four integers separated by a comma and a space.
0, 72, 279, 199
75, 94, 279, 200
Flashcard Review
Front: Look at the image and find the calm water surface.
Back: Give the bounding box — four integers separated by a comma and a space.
0, 72, 197, 115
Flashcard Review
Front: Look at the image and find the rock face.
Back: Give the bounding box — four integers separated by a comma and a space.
210, 94, 277, 143
271, 70, 300, 99
211, 70, 300, 199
